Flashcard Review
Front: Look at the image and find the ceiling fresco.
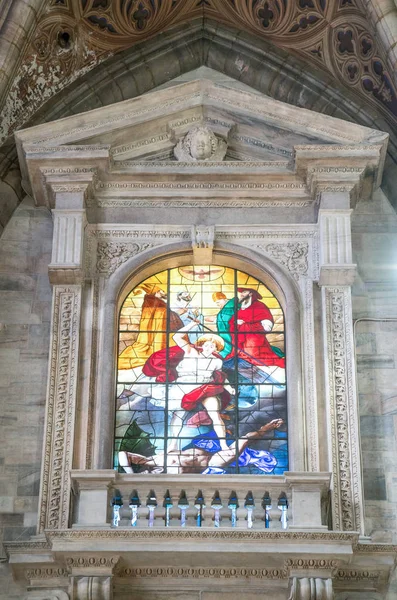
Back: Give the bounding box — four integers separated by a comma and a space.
1, 0, 397, 148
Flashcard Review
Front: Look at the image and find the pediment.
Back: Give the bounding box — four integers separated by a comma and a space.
15, 77, 388, 208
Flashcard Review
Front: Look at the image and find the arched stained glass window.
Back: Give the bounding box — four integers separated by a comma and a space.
114, 265, 288, 475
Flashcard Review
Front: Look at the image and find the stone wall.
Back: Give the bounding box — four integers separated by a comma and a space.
351, 189, 397, 599
0, 195, 52, 598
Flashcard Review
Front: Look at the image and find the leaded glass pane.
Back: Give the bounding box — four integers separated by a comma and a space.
115, 265, 288, 474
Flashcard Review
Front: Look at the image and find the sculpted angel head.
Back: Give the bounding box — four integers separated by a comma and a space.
174, 126, 227, 161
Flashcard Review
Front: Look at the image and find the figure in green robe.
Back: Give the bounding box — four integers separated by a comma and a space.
211, 292, 237, 358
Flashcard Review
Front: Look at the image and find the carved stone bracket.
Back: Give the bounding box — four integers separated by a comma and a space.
322, 286, 363, 532
39, 286, 82, 531
191, 225, 214, 264
288, 576, 334, 600
70, 576, 112, 600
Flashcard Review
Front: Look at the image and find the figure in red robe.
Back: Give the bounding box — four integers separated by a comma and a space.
228, 288, 285, 368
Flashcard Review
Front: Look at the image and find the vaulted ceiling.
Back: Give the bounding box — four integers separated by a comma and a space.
1, 0, 397, 230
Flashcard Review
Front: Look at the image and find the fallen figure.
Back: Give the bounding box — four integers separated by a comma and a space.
119, 418, 284, 474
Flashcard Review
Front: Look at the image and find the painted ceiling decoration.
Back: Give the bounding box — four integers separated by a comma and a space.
1, 0, 397, 147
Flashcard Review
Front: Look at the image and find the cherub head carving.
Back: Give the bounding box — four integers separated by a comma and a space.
174, 126, 227, 161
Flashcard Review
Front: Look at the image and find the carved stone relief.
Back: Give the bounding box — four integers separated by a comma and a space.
322, 286, 362, 532
96, 241, 155, 276
174, 126, 227, 161
39, 286, 82, 532
257, 242, 309, 281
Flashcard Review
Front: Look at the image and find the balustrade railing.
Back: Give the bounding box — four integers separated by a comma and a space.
109, 486, 290, 530
70, 471, 331, 532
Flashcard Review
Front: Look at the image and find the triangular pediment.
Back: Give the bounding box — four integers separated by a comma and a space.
15, 75, 388, 208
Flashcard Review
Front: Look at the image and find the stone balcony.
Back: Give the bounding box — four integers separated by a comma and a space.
70, 471, 331, 532
6, 470, 397, 599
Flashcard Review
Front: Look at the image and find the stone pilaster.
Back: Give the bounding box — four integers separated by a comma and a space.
318, 193, 363, 532
39, 285, 82, 531
38, 187, 86, 532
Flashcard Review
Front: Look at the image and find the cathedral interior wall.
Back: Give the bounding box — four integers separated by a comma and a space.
0, 196, 53, 599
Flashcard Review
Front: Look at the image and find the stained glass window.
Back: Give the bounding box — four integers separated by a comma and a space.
114, 265, 288, 475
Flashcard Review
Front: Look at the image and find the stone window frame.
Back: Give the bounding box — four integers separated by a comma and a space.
94, 242, 305, 473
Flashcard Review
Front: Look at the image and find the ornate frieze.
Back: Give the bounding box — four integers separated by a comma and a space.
117, 565, 288, 579
39, 286, 82, 532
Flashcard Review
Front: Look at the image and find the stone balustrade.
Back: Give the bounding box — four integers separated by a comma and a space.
70, 470, 331, 532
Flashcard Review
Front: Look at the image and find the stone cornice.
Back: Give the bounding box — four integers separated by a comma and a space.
13, 80, 388, 210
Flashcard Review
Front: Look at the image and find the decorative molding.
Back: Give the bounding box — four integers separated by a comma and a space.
95, 181, 307, 192
50, 185, 90, 194
94, 199, 311, 208
231, 133, 292, 157
117, 565, 288, 579
111, 133, 170, 157
41, 167, 98, 176
26, 145, 110, 154
354, 543, 397, 553
114, 160, 291, 170
94, 229, 190, 239
336, 569, 380, 583
217, 230, 318, 240
66, 557, 119, 570
26, 568, 68, 580
45, 529, 359, 542
39, 286, 82, 532
323, 287, 362, 532
285, 559, 339, 571
96, 241, 155, 276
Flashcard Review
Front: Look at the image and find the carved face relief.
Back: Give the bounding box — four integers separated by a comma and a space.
174, 126, 227, 162
190, 129, 213, 160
